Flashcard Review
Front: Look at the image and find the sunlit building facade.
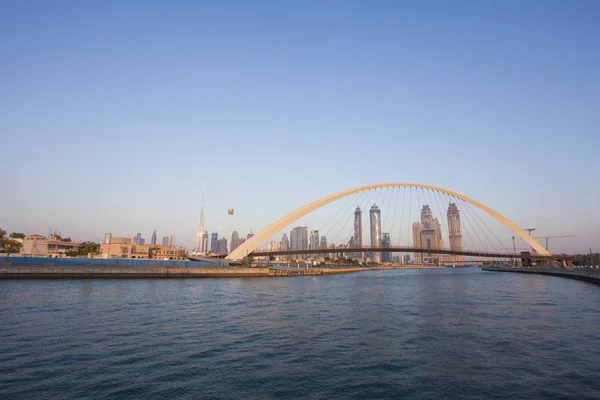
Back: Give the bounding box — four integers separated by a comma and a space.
370, 204, 382, 262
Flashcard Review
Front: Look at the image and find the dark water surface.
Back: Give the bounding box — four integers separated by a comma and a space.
1, 268, 599, 399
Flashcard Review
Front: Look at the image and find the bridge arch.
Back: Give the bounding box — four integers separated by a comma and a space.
226, 183, 550, 260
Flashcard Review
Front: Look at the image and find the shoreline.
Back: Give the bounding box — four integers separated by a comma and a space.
0, 263, 450, 279
482, 267, 600, 285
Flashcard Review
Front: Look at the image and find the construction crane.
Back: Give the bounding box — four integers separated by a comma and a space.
532, 235, 576, 252
524, 228, 536, 254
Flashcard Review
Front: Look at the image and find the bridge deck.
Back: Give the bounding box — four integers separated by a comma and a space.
250, 246, 557, 259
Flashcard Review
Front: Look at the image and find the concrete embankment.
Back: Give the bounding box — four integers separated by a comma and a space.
0, 265, 374, 279
482, 267, 600, 285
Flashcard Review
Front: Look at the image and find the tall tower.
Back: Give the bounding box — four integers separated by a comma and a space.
354, 206, 363, 260
447, 202, 464, 262
210, 231, 219, 253
151, 229, 157, 245
414, 204, 444, 265
281, 233, 289, 260
412, 222, 424, 264
195, 193, 205, 253
381, 233, 391, 262
230, 231, 240, 253
310, 230, 320, 259
201, 232, 209, 253
290, 227, 308, 257
370, 204, 382, 262
320, 236, 328, 250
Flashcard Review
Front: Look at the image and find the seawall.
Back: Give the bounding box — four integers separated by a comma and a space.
482, 267, 600, 285
0, 265, 374, 279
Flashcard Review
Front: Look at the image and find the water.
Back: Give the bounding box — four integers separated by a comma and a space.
1, 268, 599, 399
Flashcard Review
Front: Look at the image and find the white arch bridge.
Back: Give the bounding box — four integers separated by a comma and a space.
225, 183, 551, 261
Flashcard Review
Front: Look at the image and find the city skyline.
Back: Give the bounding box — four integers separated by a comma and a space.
1, 2, 598, 253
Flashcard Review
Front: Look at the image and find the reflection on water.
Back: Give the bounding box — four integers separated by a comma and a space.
0, 268, 599, 399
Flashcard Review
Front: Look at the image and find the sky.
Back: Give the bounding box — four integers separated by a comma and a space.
1, 0, 599, 253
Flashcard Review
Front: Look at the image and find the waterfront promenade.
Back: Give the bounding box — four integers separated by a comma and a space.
0, 263, 375, 279
482, 267, 600, 284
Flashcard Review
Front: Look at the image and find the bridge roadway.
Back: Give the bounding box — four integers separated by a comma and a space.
249, 246, 555, 259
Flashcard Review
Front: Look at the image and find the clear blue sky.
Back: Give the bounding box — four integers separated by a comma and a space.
1, 0, 599, 252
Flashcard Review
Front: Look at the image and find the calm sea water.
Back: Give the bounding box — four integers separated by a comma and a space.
1, 268, 599, 399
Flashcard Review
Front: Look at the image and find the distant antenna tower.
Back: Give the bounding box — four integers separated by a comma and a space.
195, 193, 205, 253
228, 209, 235, 254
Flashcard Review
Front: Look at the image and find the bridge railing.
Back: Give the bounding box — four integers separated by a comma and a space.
249, 246, 553, 259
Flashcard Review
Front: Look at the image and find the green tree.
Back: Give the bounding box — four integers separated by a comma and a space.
0, 229, 22, 254
9, 232, 25, 239
77, 241, 100, 256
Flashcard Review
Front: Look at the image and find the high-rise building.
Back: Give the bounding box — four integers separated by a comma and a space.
281, 233, 289, 251
195, 193, 205, 253
267, 241, 281, 253
310, 230, 319, 258
162, 235, 169, 247
447, 202, 464, 262
370, 204, 382, 262
247, 233, 254, 241
280, 233, 289, 260
104, 233, 112, 244
230, 231, 240, 253
217, 237, 228, 255
199, 231, 208, 253
404, 254, 411, 264
290, 226, 308, 257
210, 231, 219, 253
168, 234, 176, 248
381, 232, 391, 262
151, 229, 157, 245
413, 205, 444, 264
354, 206, 363, 260
320, 236, 328, 250
133, 233, 142, 245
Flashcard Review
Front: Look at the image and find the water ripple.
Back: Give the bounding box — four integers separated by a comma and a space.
1, 269, 599, 399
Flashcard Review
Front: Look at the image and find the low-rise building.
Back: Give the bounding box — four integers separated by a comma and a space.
20, 234, 80, 258
99, 238, 184, 260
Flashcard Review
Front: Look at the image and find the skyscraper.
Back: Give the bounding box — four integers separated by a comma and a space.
370, 204, 382, 262
413, 205, 444, 264
151, 229, 157, 245
354, 206, 363, 259
290, 226, 308, 257
168, 234, 176, 248
447, 202, 464, 262
310, 230, 319, 258
280, 233, 289, 260
133, 233, 142, 245
162, 235, 169, 247
201, 232, 209, 253
230, 231, 240, 253
281, 233, 289, 251
104, 233, 112, 244
217, 237, 228, 255
381, 232, 391, 262
320, 236, 328, 250
210, 231, 219, 253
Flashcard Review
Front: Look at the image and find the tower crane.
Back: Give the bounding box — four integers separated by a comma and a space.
532, 235, 576, 252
